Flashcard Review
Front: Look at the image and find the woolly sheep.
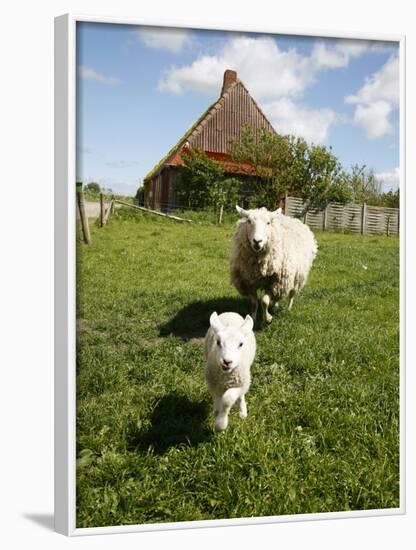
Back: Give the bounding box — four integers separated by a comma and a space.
230, 205, 318, 323
204, 311, 256, 432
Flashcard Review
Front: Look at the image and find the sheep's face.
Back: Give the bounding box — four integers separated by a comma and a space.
236, 205, 281, 252
209, 312, 254, 372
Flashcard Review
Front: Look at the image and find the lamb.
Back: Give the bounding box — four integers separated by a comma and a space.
204, 311, 256, 432
230, 205, 318, 324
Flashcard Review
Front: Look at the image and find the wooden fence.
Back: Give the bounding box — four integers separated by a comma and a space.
77, 192, 192, 244
285, 196, 399, 237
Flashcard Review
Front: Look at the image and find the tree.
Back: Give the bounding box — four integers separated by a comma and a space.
378, 188, 400, 209
84, 181, 101, 194
176, 149, 241, 212
287, 140, 352, 207
348, 164, 381, 204
230, 125, 351, 208
208, 176, 242, 213
230, 126, 293, 208
135, 186, 145, 205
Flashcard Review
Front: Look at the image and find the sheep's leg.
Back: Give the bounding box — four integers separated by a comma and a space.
288, 289, 296, 310
215, 388, 241, 432
248, 293, 258, 324
272, 298, 280, 313
237, 394, 248, 419
261, 294, 273, 324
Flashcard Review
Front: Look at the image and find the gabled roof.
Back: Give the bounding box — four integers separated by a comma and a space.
144, 71, 276, 182
143, 98, 218, 182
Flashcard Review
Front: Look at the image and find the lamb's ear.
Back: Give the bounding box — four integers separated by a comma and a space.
270, 207, 282, 219
209, 312, 223, 333
241, 314, 254, 334
236, 205, 249, 218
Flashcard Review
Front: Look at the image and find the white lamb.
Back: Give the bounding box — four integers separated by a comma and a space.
230, 205, 318, 324
204, 311, 256, 432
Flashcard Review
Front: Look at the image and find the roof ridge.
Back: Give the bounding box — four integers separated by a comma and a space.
236, 79, 277, 135
184, 80, 239, 141
143, 97, 219, 181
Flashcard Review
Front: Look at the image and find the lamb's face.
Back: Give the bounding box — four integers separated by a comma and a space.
236, 205, 281, 252
209, 312, 254, 372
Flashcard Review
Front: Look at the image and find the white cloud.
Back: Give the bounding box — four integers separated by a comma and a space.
353, 100, 393, 139
336, 39, 371, 58
157, 36, 375, 144
311, 39, 368, 69
158, 36, 314, 99
345, 55, 399, 138
159, 37, 373, 99
78, 65, 121, 85
312, 39, 396, 70
312, 42, 349, 69
264, 98, 338, 144
138, 26, 191, 53
375, 167, 400, 191
346, 55, 399, 105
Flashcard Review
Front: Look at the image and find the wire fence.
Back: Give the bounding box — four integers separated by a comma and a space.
77, 191, 399, 245
137, 194, 399, 237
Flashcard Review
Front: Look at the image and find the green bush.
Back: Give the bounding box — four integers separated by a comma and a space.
176, 150, 243, 213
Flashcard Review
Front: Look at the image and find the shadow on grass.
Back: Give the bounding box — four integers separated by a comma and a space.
159, 296, 249, 340
128, 393, 212, 455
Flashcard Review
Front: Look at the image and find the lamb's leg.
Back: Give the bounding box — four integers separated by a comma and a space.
215, 388, 241, 432
237, 394, 248, 419
213, 396, 221, 417
261, 294, 273, 324
288, 289, 296, 310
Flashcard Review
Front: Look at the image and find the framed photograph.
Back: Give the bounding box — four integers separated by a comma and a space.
54, 13, 405, 536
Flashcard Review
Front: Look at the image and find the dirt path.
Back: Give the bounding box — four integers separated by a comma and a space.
76, 200, 120, 219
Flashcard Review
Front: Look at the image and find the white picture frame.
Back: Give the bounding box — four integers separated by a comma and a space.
54, 13, 406, 536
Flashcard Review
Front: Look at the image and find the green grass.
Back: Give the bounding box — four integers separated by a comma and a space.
76, 208, 400, 528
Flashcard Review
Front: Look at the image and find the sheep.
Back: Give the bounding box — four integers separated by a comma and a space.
204, 311, 256, 432
230, 205, 318, 324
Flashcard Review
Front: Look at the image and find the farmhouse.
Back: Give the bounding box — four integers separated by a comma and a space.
143, 69, 277, 210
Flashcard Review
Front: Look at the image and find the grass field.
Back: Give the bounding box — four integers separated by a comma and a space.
76, 208, 400, 528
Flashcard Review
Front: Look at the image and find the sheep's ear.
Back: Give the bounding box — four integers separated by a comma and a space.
236, 205, 249, 218
209, 312, 223, 333
241, 314, 254, 334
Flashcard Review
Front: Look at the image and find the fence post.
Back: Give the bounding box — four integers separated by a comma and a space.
386, 216, 390, 237
284, 192, 288, 215
361, 203, 367, 235
77, 191, 91, 244
218, 204, 224, 225
110, 194, 115, 214
103, 199, 114, 226
323, 205, 328, 231
100, 193, 105, 227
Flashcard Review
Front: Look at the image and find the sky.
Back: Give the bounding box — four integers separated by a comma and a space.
76, 22, 400, 196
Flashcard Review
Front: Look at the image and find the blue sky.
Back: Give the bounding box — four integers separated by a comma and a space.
76, 22, 400, 196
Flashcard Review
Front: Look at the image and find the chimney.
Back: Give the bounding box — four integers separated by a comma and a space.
221, 69, 237, 95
